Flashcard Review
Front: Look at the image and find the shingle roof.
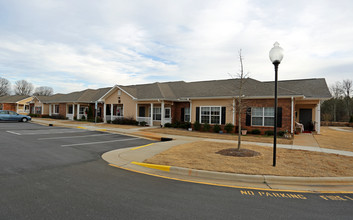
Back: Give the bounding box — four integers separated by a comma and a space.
263, 78, 331, 99
36, 87, 112, 103
0, 95, 31, 103
118, 77, 326, 100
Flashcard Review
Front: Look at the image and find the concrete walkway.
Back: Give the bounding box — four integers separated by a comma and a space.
32, 118, 353, 192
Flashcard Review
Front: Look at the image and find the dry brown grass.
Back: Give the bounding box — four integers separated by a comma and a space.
145, 128, 293, 145
314, 126, 353, 152
144, 141, 353, 177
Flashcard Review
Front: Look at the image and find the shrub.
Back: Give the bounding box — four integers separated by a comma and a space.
224, 123, 234, 133
277, 130, 286, 137
74, 116, 77, 120
203, 123, 211, 132
50, 115, 67, 120
112, 117, 138, 125
251, 129, 261, 135
28, 113, 40, 118
140, 121, 147, 126
265, 130, 274, 136
164, 123, 172, 128
183, 122, 192, 130
87, 105, 94, 120
172, 121, 181, 128
193, 121, 201, 131
81, 115, 86, 120
41, 115, 50, 118
213, 124, 221, 133
107, 120, 111, 124
350, 116, 353, 123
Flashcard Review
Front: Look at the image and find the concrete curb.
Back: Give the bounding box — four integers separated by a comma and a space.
132, 162, 353, 186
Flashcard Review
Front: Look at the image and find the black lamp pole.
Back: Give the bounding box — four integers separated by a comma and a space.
269, 42, 283, 167
273, 61, 279, 167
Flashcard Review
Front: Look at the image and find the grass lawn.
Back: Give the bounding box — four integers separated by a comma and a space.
144, 141, 353, 177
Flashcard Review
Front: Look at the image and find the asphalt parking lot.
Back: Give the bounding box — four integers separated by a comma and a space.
0, 121, 154, 175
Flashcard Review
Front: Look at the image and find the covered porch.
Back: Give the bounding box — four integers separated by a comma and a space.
103, 103, 124, 122
295, 99, 321, 134
136, 101, 172, 126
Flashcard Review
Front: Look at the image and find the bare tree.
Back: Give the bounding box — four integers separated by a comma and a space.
229, 50, 249, 150
0, 77, 11, 96
13, 80, 34, 96
33, 86, 54, 96
329, 82, 343, 122
342, 79, 352, 117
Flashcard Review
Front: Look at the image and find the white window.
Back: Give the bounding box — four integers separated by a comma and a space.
118, 90, 121, 96
165, 108, 171, 119
184, 107, 190, 122
54, 105, 59, 114
79, 107, 86, 115
151, 107, 161, 120
251, 107, 274, 126
200, 106, 221, 124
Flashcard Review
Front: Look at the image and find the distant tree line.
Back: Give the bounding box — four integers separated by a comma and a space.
321, 79, 353, 122
0, 77, 53, 96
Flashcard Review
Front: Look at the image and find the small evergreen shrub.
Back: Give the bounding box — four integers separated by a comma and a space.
112, 117, 138, 125
350, 116, 353, 123
213, 124, 221, 133
277, 130, 286, 137
107, 120, 111, 124
265, 130, 274, 136
193, 121, 201, 131
81, 115, 86, 120
183, 122, 192, 130
164, 123, 172, 128
140, 121, 147, 126
251, 129, 261, 135
203, 123, 211, 132
224, 123, 234, 133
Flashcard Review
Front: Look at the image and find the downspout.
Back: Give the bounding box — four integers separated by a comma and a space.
291, 97, 294, 134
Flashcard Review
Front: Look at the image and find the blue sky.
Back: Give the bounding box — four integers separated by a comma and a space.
1, 0, 352, 94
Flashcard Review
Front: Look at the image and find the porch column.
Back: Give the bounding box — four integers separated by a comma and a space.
232, 98, 235, 125
16, 104, 19, 113
103, 103, 107, 123
316, 101, 321, 134
72, 104, 75, 120
41, 103, 44, 115
135, 103, 138, 120
77, 104, 80, 120
189, 100, 192, 122
49, 104, 52, 116
150, 103, 153, 126
161, 101, 165, 126
111, 104, 113, 121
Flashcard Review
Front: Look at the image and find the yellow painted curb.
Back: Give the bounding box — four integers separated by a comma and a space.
77, 126, 87, 129
96, 129, 107, 131
131, 161, 171, 172
109, 164, 353, 194
131, 143, 154, 150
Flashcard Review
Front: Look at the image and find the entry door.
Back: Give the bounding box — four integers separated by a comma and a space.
139, 106, 146, 117
299, 109, 312, 131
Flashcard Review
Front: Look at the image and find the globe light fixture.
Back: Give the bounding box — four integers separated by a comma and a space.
269, 42, 284, 167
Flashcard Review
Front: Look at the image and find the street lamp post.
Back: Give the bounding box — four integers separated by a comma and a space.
269, 42, 284, 167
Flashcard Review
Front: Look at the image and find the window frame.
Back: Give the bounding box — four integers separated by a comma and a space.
251, 107, 275, 127
200, 106, 221, 125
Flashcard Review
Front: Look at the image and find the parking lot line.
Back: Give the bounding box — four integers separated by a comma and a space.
6, 131, 21, 135
61, 137, 140, 147
38, 133, 113, 140
7, 129, 88, 135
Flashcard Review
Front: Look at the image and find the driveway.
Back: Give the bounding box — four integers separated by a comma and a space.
0, 122, 352, 219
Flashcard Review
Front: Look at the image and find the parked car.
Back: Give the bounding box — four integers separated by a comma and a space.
0, 110, 31, 122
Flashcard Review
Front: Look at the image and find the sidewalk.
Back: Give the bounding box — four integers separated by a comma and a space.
32, 118, 353, 192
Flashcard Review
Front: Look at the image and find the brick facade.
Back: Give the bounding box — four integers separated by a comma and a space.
240, 98, 293, 134
59, 103, 66, 117
1, 103, 16, 112
172, 102, 190, 123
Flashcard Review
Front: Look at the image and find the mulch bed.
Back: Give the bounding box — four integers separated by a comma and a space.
216, 148, 261, 157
